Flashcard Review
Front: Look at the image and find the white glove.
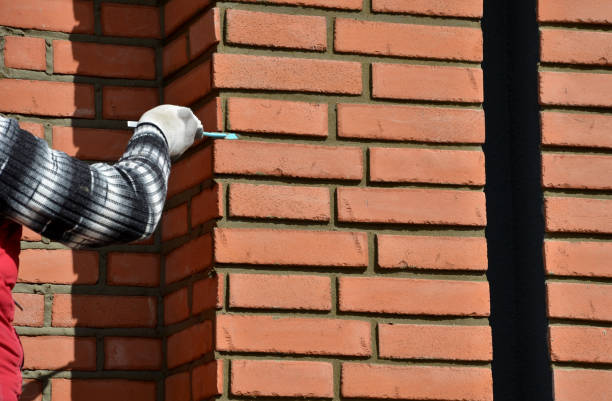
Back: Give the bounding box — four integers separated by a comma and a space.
138, 105, 202, 159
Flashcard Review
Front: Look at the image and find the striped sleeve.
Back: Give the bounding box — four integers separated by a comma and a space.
0, 117, 171, 248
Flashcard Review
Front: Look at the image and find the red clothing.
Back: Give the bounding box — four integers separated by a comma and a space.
0, 219, 22, 401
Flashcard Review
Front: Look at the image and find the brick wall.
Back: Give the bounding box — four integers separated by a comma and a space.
539, 1, 612, 399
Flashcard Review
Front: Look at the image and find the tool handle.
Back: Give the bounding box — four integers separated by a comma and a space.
127, 121, 238, 140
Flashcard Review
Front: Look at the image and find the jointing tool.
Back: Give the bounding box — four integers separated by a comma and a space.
127, 121, 239, 140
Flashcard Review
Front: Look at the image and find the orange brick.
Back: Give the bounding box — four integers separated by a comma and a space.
234, 0, 361, 9
550, 326, 612, 364
542, 111, 612, 149
339, 276, 490, 316
215, 228, 368, 267
213, 53, 362, 94
214, 140, 362, 180
189, 8, 221, 59
538, 0, 612, 24
335, 19, 481, 61
216, 314, 371, 356
545, 197, 612, 234
167, 321, 213, 368
191, 184, 223, 226
227, 10, 326, 51
164, 287, 189, 325
107, 253, 160, 287
101, 3, 160, 38
379, 324, 492, 361
370, 147, 485, 185
13, 293, 44, 327
164, 0, 211, 35
229, 273, 331, 311
229, 183, 330, 221
372, 63, 483, 102
540, 71, 612, 107
52, 294, 157, 328
104, 337, 162, 370
0, 79, 94, 118
342, 363, 492, 400
102, 86, 158, 120
377, 235, 488, 271
192, 361, 223, 400
228, 98, 328, 137
164, 60, 212, 106
0, 0, 94, 33
165, 234, 213, 284
543, 153, 612, 190
165, 372, 190, 401
541, 29, 612, 66
193, 274, 223, 314
231, 360, 333, 398
554, 369, 612, 401
372, 0, 482, 17
163, 34, 188, 77
544, 240, 612, 278
51, 379, 155, 401
21, 336, 96, 370
168, 146, 213, 198
18, 122, 45, 140
337, 187, 486, 226
547, 282, 612, 322
337, 103, 484, 143
162, 203, 188, 241
53, 40, 155, 79
194, 97, 223, 132
19, 250, 98, 285
4, 36, 46, 71
53, 127, 131, 161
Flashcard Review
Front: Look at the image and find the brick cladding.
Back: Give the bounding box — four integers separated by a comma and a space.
538, 1, 612, 399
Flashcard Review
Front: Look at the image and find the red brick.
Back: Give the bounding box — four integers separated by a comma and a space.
228, 98, 328, 137
215, 228, 368, 267
191, 184, 223, 226
543, 153, 612, 190
51, 379, 155, 401
194, 97, 223, 132
378, 234, 487, 271
541, 29, 612, 66
540, 71, 612, 107
189, 8, 221, 59
229, 273, 331, 311
227, 10, 326, 51
553, 369, 612, 401
164, 0, 211, 35
164, 60, 212, 106
370, 147, 485, 185
538, 0, 612, 24
102, 86, 158, 120
336, 19, 481, 61
101, 3, 160, 38
53, 41, 155, 79
104, 337, 162, 370
52, 294, 157, 328
550, 326, 612, 364
337, 103, 484, 143
53, 127, 131, 161
231, 360, 333, 398
107, 253, 160, 287
217, 314, 371, 356
213, 53, 362, 95
167, 146, 213, 198
214, 140, 363, 180
338, 187, 486, 226
165, 234, 213, 284
19, 122, 45, 140
542, 111, 612, 149
373, 63, 483, 102
372, 0, 482, 17
545, 197, 612, 234
162, 203, 188, 241
19, 249, 98, 284
342, 363, 492, 401
193, 274, 223, 314
547, 282, 612, 322
235, 0, 361, 9
544, 240, 612, 278
167, 321, 213, 368
0, 79, 94, 118
164, 287, 189, 325
0, 0, 94, 34
229, 183, 330, 221
21, 380, 43, 401
4, 36, 46, 71
163, 34, 188, 77
21, 336, 96, 370
13, 293, 44, 327
192, 361, 223, 400
379, 324, 492, 361
165, 372, 190, 401
339, 276, 490, 316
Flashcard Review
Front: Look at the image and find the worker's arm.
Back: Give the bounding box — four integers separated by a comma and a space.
0, 107, 196, 249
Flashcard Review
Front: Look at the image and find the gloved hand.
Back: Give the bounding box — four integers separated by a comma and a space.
138, 105, 202, 159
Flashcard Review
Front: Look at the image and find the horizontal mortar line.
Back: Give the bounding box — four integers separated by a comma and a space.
544, 233, 612, 242
12, 284, 160, 296
216, 309, 490, 320
15, 327, 161, 336
541, 147, 612, 156
0, 28, 160, 47
551, 361, 612, 370
548, 320, 612, 328
546, 276, 612, 285
4, 116, 158, 130
540, 104, 612, 113
222, 178, 485, 191
538, 22, 612, 32
543, 190, 612, 199
217, 176, 484, 188
0, 71, 160, 87
539, 64, 612, 74
21, 370, 163, 380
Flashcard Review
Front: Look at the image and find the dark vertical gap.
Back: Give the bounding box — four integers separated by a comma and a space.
483, 0, 554, 400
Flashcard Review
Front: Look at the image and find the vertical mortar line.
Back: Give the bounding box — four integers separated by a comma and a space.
370, 319, 378, 362
366, 232, 375, 274
363, 0, 372, 15
330, 274, 338, 315
0, 35, 5, 75
94, 83, 103, 121
328, 186, 336, 230
45, 39, 53, 76
362, 62, 371, 101
328, 100, 337, 142
41, 378, 51, 401
43, 292, 53, 327
326, 15, 334, 56
93, 0, 102, 36
98, 251, 107, 286
44, 123, 53, 148
361, 147, 369, 187
333, 360, 341, 401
